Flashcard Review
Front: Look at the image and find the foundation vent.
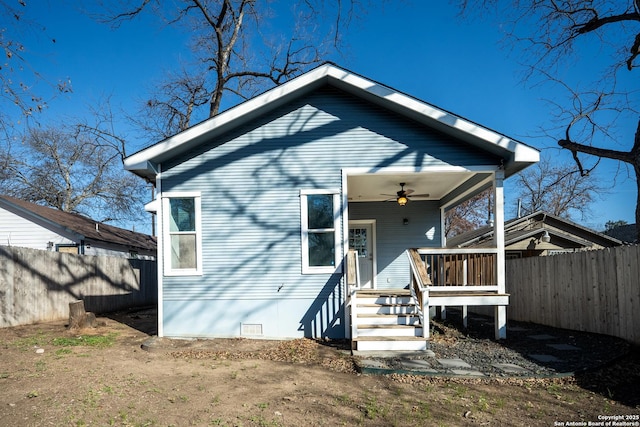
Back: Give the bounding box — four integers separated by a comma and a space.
241, 323, 263, 336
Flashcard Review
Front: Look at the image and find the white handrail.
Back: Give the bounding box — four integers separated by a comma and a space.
406, 249, 429, 338
347, 249, 360, 341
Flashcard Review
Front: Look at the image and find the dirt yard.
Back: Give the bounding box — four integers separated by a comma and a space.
0, 312, 638, 427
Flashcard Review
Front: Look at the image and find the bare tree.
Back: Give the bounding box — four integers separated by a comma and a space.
445, 189, 493, 237
0, 1, 71, 122
512, 156, 605, 220
460, 1, 640, 240
132, 68, 210, 140
0, 113, 148, 225
98, 0, 366, 136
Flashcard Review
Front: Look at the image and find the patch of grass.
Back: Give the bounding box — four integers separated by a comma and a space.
12, 332, 51, 350
248, 415, 281, 427
0, 372, 9, 379
35, 360, 47, 372
52, 333, 117, 348
335, 394, 352, 405
361, 394, 388, 420
476, 396, 490, 412
26, 391, 39, 398
55, 348, 73, 357
412, 401, 431, 421
449, 384, 468, 399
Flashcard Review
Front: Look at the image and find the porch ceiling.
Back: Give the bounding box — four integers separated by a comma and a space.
347, 171, 482, 202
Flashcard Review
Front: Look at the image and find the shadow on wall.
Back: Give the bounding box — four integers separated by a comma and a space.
0, 245, 157, 327
299, 273, 344, 339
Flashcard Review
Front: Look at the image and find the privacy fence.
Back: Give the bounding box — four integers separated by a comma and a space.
506, 244, 640, 345
0, 245, 157, 328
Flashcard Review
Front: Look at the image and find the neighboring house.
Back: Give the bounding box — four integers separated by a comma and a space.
124, 64, 539, 348
0, 195, 156, 259
605, 223, 638, 244
447, 211, 623, 258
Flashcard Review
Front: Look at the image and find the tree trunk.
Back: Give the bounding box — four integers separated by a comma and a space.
68, 300, 97, 329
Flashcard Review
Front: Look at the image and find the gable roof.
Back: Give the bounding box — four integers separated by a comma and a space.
124, 63, 539, 183
447, 211, 623, 249
0, 195, 156, 252
604, 224, 638, 244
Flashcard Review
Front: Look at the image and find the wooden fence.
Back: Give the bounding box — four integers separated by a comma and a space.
0, 245, 157, 328
506, 245, 640, 345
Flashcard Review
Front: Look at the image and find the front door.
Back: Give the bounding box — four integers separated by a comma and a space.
348, 221, 375, 288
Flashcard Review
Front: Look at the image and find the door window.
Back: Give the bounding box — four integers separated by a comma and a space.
349, 228, 368, 258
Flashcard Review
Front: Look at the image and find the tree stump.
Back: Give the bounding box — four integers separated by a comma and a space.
68, 300, 97, 329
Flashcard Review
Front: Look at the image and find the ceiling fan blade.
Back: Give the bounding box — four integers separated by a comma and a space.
409, 193, 430, 198
404, 189, 415, 195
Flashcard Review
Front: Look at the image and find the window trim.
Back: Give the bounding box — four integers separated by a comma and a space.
300, 189, 341, 274
162, 192, 203, 276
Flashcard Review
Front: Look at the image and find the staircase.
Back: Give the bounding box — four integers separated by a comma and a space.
351, 289, 428, 352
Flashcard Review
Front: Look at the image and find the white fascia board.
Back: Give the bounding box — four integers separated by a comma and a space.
325, 67, 537, 159
124, 63, 539, 173
512, 143, 541, 163
124, 65, 334, 169
144, 199, 159, 213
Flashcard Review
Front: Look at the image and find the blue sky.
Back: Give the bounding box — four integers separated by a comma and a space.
9, 1, 637, 230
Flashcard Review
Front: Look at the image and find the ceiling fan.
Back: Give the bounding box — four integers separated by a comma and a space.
382, 183, 430, 206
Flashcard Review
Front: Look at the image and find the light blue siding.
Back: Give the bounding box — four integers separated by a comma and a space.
349, 201, 441, 289
159, 86, 500, 339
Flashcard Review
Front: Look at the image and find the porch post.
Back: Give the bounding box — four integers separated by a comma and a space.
493, 170, 507, 339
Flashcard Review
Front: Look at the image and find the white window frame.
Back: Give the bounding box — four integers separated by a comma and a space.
300, 189, 341, 274
162, 192, 203, 276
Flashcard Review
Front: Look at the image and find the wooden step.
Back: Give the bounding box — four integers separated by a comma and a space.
357, 324, 424, 337
353, 336, 428, 351
357, 289, 411, 296
357, 313, 421, 325
356, 303, 417, 315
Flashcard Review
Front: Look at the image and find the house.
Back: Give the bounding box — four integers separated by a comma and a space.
447, 211, 623, 258
0, 195, 156, 259
124, 64, 539, 350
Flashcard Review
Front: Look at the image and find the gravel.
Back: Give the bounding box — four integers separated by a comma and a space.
367, 308, 632, 378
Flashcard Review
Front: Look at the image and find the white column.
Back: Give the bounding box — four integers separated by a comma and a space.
493, 170, 507, 339
156, 166, 164, 338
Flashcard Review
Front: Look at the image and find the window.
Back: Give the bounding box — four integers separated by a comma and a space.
301, 190, 340, 274
163, 193, 202, 275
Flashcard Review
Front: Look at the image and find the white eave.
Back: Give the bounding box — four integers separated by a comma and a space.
124, 63, 539, 183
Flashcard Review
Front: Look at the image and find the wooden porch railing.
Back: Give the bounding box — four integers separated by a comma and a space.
407, 248, 508, 340
416, 248, 498, 288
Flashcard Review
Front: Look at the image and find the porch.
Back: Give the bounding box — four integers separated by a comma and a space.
348, 247, 508, 352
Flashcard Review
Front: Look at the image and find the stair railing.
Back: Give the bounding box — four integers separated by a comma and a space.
347, 249, 361, 341
406, 249, 430, 338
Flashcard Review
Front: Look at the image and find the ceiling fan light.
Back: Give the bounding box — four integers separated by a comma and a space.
397, 195, 408, 206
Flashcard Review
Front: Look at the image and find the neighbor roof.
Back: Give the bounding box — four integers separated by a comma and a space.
447, 211, 623, 249
0, 195, 156, 251
124, 63, 540, 183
